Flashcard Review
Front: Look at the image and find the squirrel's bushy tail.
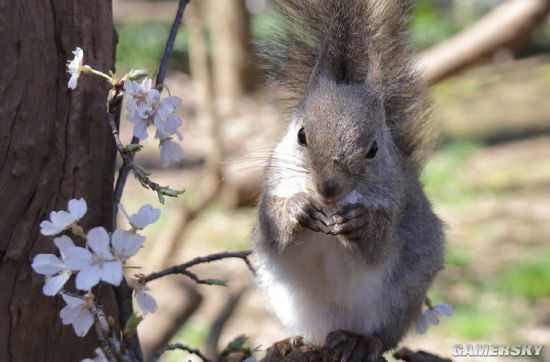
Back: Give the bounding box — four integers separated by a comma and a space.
261, 0, 432, 165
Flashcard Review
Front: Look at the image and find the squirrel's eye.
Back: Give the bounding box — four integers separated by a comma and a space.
297, 127, 307, 146
366, 141, 378, 159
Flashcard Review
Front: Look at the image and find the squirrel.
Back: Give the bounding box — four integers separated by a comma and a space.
253, 0, 445, 360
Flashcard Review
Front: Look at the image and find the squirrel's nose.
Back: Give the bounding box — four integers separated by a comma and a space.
317, 180, 341, 200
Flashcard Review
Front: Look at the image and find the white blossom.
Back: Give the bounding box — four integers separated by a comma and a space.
111, 229, 145, 262
81, 348, 108, 362
120, 204, 161, 230
159, 138, 184, 167
125, 78, 154, 140
124, 77, 184, 155
66, 47, 84, 89
149, 91, 183, 139
416, 303, 452, 334
31, 235, 75, 296
40, 198, 87, 236
60, 294, 94, 337
133, 282, 158, 315
64, 227, 123, 290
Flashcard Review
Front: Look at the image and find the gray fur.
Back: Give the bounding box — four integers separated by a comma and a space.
253, 0, 445, 353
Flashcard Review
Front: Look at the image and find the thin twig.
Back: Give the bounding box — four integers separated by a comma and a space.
157, 0, 190, 91
106, 91, 180, 205
112, 0, 189, 217
90, 303, 128, 362
144, 250, 254, 283
152, 343, 212, 362
113, 137, 138, 217
108, 1, 190, 361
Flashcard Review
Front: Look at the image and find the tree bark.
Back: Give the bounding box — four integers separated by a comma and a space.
208, 0, 255, 115
0, 1, 117, 360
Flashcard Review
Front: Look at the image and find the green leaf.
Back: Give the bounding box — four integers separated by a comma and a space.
225, 335, 248, 353
127, 68, 149, 81
123, 313, 144, 336
204, 279, 227, 286
157, 190, 165, 204
125, 144, 143, 153
159, 186, 185, 198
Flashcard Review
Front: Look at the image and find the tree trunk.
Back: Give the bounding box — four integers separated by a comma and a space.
0, 1, 117, 361
208, 0, 255, 115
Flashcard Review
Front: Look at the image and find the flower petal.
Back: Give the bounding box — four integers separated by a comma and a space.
136, 290, 158, 315
137, 102, 153, 118
433, 303, 453, 317
68, 75, 78, 90
128, 204, 160, 229
54, 235, 75, 259
49, 210, 74, 229
75, 266, 101, 290
124, 80, 139, 96
111, 230, 145, 260
71, 308, 94, 337
99, 260, 123, 286
416, 315, 428, 335
43, 271, 71, 296
160, 140, 183, 167
426, 310, 440, 326
64, 247, 93, 270
166, 114, 183, 132
31, 254, 65, 275
61, 293, 85, 308
132, 118, 149, 141
60, 305, 81, 324
68, 198, 87, 220
73, 47, 83, 63
86, 227, 113, 259
146, 89, 160, 103
40, 220, 64, 236
140, 78, 152, 92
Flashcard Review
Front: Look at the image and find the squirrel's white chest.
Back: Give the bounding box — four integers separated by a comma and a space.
257, 230, 393, 345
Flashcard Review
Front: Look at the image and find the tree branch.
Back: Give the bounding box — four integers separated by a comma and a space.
144, 250, 254, 284
152, 343, 212, 362
106, 91, 181, 204
112, 0, 190, 217
417, 0, 550, 85
157, 0, 190, 91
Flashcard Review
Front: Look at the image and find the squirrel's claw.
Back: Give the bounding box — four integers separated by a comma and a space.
325, 330, 384, 362
328, 203, 368, 236
286, 192, 330, 233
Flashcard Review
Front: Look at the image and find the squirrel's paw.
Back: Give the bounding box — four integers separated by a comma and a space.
285, 192, 329, 233
325, 330, 385, 362
328, 203, 368, 237
263, 336, 318, 361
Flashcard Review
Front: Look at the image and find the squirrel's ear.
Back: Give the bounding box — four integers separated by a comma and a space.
305, 33, 332, 93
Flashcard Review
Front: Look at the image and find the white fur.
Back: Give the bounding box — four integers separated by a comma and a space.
257, 230, 396, 345
269, 123, 312, 198
258, 126, 398, 345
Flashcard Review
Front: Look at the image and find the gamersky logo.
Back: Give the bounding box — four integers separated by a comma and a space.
453, 344, 544, 357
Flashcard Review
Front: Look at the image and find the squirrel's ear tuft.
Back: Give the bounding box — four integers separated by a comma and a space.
306, 33, 332, 93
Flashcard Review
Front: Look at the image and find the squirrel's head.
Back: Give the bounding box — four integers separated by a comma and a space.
290, 74, 397, 204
